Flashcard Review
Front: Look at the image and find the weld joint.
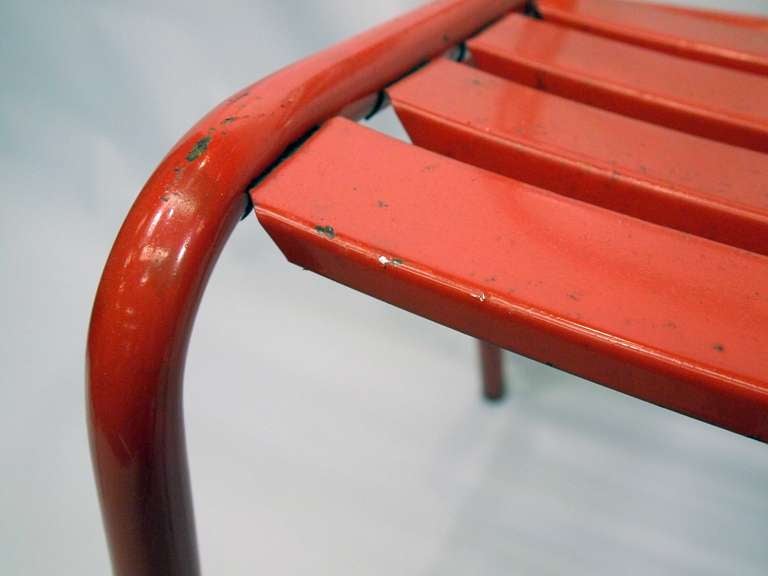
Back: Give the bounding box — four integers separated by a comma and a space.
364, 91, 387, 120
524, 0, 543, 19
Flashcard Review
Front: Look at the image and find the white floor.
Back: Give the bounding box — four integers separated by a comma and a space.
2, 1, 767, 574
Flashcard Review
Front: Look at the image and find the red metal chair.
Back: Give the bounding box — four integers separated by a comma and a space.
87, 1, 768, 573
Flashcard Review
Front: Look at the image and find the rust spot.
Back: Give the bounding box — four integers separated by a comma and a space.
471, 78, 483, 86
442, 33, 451, 44
713, 343, 725, 352
186, 135, 212, 161
160, 195, 170, 202
422, 163, 439, 172
568, 292, 581, 301
377, 200, 389, 208
664, 321, 677, 329
314, 225, 335, 239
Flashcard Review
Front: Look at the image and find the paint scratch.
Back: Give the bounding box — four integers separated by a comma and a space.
186, 135, 212, 161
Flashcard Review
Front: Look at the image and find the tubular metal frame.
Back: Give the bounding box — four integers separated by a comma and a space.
86, 2, 520, 573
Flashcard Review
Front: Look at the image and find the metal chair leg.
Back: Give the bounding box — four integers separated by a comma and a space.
479, 340, 505, 401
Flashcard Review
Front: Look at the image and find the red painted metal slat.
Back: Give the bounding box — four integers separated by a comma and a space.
645, 2, 768, 30
254, 117, 768, 442
389, 58, 768, 255
537, 0, 768, 75
468, 14, 768, 153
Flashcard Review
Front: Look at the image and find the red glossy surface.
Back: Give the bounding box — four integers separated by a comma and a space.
468, 14, 768, 153
645, 2, 768, 30
255, 117, 768, 442
389, 58, 768, 255
86, 1, 521, 574
538, 0, 768, 74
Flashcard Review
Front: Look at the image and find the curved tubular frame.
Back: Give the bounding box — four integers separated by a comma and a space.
86, 1, 521, 574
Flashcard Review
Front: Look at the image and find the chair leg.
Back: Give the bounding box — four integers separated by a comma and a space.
479, 340, 505, 401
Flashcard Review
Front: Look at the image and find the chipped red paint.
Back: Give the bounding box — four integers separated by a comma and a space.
86, 1, 522, 574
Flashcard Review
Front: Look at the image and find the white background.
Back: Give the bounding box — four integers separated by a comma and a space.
2, 0, 768, 574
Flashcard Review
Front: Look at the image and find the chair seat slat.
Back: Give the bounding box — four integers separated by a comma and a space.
538, 0, 768, 74
253, 117, 768, 442
389, 58, 768, 255
468, 14, 768, 153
